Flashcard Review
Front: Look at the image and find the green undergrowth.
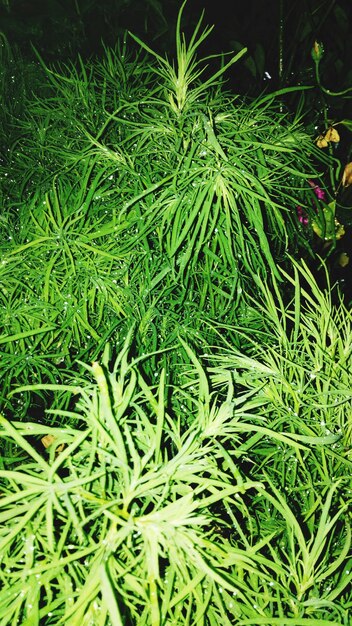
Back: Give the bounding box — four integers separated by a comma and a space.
1, 261, 352, 624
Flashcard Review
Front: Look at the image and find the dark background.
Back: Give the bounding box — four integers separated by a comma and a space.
3, 0, 350, 159
1, 0, 352, 96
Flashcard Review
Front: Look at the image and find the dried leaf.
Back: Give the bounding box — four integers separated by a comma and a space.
324, 127, 340, 143
316, 134, 329, 148
342, 162, 352, 187
41, 434, 56, 449
41, 434, 65, 455
316, 126, 340, 148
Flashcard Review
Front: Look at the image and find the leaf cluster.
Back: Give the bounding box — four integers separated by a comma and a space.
1, 5, 351, 624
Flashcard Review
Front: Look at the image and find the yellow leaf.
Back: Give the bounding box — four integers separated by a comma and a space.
41, 434, 65, 455
342, 161, 352, 187
316, 134, 328, 148
41, 434, 56, 448
324, 126, 340, 143
316, 126, 340, 148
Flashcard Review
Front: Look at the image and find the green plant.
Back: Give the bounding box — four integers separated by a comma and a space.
0, 4, 332, 419
0, 330, 269, 625
1, 7, 351, 622
208, 258, 352, 454
1, 308, 351, 624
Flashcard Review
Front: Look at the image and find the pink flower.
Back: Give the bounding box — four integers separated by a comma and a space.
295, 180, 326, 227
296, 205, 309, 225
308, 179, 326, 201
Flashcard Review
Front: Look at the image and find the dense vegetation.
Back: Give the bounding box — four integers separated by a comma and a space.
0, 1, 351, 624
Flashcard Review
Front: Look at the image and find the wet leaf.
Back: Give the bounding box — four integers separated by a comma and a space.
312, 201, 345, 240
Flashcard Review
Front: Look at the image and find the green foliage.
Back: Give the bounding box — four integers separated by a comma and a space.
208, 259, 352, 450
0, 4, 351, 624
1, 273, 352, 623
0, 5, 332, 417
0, 332, 268, 624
